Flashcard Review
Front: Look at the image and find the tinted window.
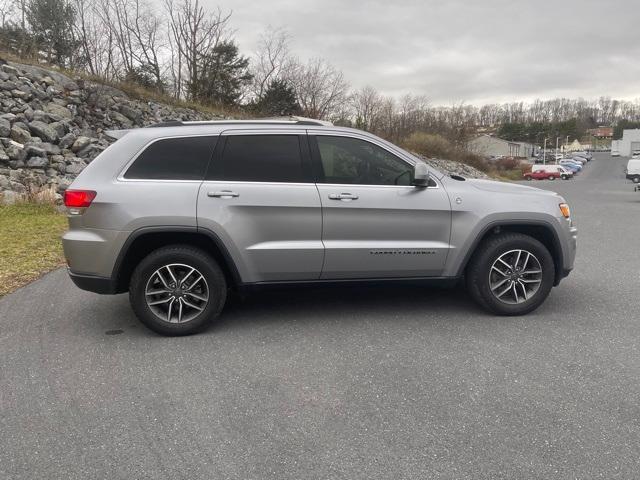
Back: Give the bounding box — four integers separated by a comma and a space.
316, 136, 414, 185
124, 136, 215, 180
214, 135, 305, 182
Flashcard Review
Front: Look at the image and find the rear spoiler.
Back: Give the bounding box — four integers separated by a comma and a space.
104, 129, 131, 140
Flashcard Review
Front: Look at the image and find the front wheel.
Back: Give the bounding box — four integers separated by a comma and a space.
466, 233, 555, 315
633, 176, 640, 184
129, 245, 227, 335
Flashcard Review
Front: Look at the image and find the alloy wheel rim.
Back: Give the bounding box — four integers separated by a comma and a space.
145, 263, 209, 323
488, 249, 543, 305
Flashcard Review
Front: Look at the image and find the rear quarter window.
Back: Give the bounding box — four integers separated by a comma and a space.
124, 136, 216, 180
208, 134, 307, 183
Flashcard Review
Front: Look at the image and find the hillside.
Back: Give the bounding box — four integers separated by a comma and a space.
0, 61, 219, 203
0, 61, 486, 203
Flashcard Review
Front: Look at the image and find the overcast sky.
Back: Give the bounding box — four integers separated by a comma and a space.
210, 0, 640, 105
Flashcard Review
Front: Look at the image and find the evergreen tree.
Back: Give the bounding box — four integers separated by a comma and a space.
26, 0, 77, 67
190, 40, 252, 106
253, 79, 301, 116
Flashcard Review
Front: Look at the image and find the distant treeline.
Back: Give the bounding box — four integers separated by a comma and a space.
0, 0, 637, 147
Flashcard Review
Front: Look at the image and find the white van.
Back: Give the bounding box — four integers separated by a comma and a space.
626, 159, 640, 183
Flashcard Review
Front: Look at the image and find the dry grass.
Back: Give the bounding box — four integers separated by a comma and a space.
0, 203, 67, 297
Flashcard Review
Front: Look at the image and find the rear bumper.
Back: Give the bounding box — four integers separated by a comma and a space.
68, 269, 117, 294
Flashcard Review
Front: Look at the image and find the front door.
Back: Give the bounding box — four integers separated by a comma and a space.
310, 133, 452, 279
197, 130, 323, 283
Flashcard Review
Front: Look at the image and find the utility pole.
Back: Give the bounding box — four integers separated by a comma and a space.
555, 137, 560, 163
543, 137, 547, 164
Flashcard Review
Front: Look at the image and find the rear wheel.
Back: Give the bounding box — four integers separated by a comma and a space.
633, 176, 640, 184
548, 175, 555, 181
466, 233, 555, 316
525, 175, 532, 181
129, 245, 227, 336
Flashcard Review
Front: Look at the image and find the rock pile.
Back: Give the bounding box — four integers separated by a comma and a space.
0, 61, 217, 204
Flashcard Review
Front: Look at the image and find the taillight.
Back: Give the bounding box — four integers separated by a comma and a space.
64, 190, 97, 209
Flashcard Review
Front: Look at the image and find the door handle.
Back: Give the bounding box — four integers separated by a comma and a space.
208, 190, 239, 198
328, 193, 359, 201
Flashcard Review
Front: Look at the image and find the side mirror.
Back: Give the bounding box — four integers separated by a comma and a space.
412, 162, 430, 187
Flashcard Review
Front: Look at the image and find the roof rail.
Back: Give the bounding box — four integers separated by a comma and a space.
145, 116, 333, 128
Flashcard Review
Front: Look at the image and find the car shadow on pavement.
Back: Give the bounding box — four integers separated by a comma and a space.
209, 283, 483, 331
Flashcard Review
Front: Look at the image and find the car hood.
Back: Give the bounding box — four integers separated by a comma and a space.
466, 178, 559, 196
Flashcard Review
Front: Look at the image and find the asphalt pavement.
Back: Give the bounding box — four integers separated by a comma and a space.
2, 154, 640, 479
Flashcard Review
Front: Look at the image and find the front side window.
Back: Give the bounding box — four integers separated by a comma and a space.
315, 135, 414, 185
212, 135, 306, 183
124, 136, 215, 180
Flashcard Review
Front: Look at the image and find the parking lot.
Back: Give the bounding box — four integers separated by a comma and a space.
2, 153, 640, 479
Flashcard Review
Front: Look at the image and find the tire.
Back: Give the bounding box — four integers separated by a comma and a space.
561, 175, 568, 180
633, 176, 640, 184
525, 175, 532, 181
129, 245, 227, 336
548, 175, 555, 181
466, 233, 555, 316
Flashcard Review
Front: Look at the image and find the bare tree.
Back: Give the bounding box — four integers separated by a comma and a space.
164, 0, 230, 99
286, 57, 349, 120
73, 0, 117, 77
0, 0, 15, 27
249, 25, 290, 100
350, 85, 383, 131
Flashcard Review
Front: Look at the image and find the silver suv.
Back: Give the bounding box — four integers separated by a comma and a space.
62, 118, 577, 335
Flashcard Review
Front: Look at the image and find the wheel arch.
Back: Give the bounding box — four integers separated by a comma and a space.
112, 226, 242, 293
457, 220, 564, 286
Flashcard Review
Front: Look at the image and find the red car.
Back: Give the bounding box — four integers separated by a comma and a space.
523, 167, 572, 181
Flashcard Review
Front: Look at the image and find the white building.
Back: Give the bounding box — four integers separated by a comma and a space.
563, 139, 592, 152
468, 135, 536, 159
616, 129, 640, 156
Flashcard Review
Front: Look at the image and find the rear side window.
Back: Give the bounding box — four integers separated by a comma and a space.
124, 136, 216, 180
211, 135, 306, 183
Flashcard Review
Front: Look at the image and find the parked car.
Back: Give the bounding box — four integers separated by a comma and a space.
524, 165, 573, 180
626, 158, 640, 183
553, 154, 564, 161
611, 150, 621, 157
62, 118, 577, 335
631, 150, 640, 159
559, 160, 582, 173
570, 156, 588, 165
572, 151, 592, 161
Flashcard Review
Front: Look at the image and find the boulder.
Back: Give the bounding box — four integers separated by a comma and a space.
65, 160, 86, 175
108, 110, 133, 127
0, 117, 9, 137
11, 89, 31, 100
6, 142, 25, 161
71, 136, 91, 153
59, 132, 76, 149
24, 144, 47, 158
45, 103, 72, 119
28, 120, 59, 142
25, 156, 49, 168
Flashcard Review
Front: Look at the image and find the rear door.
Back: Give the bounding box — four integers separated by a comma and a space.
197, 130, 323, 283
310, 132, 452, 279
